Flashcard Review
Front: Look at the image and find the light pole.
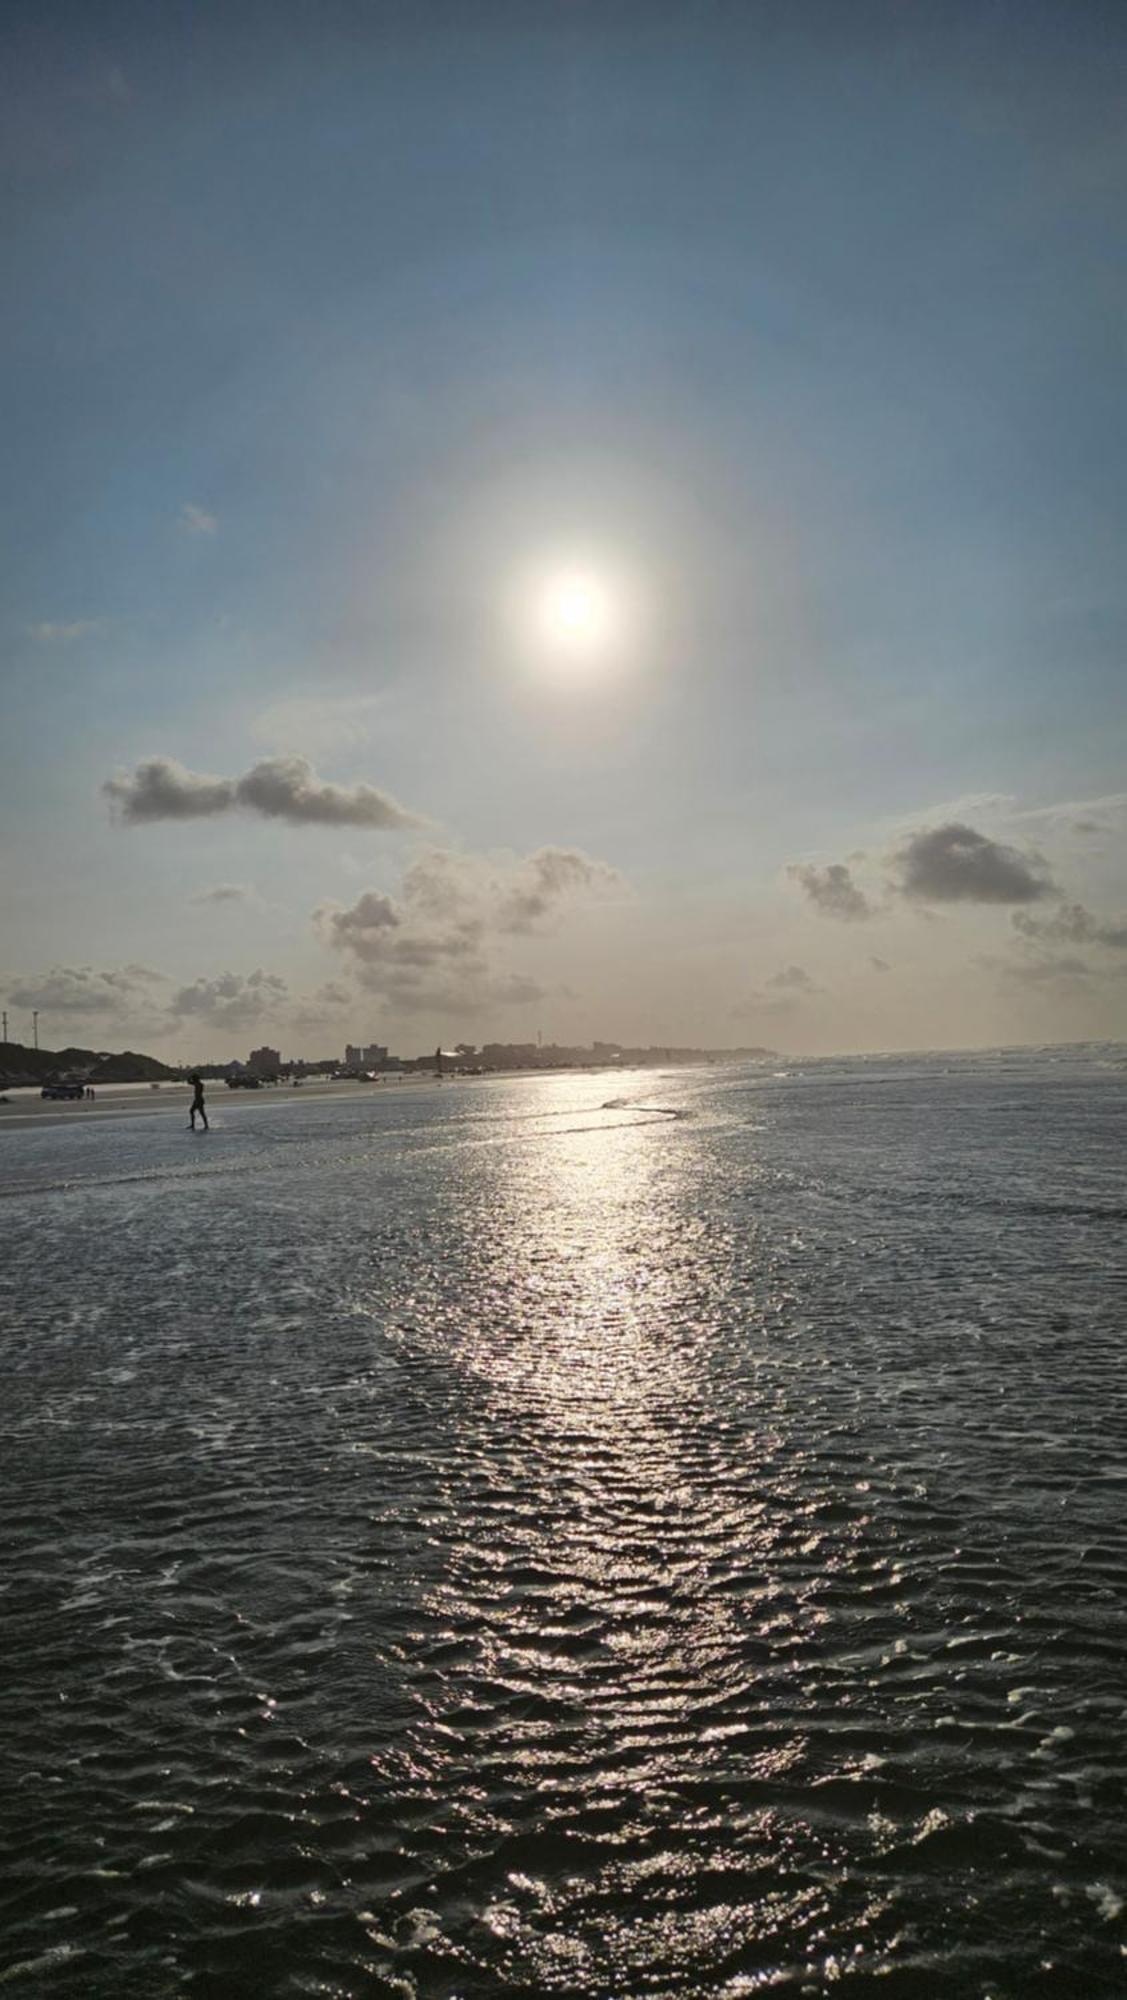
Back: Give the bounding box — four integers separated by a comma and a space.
32, 1010, 39, 1050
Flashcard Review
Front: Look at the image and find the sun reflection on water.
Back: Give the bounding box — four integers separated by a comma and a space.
365, 1078, 836, 1989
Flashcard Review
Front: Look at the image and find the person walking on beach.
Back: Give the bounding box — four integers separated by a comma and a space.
188, 1073, 208, 1131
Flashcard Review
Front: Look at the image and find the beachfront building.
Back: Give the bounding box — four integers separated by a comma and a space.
247, 1045, 281, 1077
344, 1042, 388, 1070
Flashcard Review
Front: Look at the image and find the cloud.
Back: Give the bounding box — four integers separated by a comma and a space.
787, 861, 874, 921
488, 972, 548, 1007
767, 964, 820, 993
497, 848, 622, 931
316, 881, 480, 1007
1008, 791, 1127, 836
28, 620, 98, 643
318, 842, 622, 1010
104, 755, 420, 831
190, 882, 253, 905
252, 692, 391, 760
235, 756, 419, 830
733, 963, 821, 1022
997, 953, 1095, 988
179, 503, 217, 536
1012, 903, 1127, 950
169, 968, 287, 1030
288, 979, 357, 1034
322, 891, 402, 950
870, 955, 891, 973
893, 822, 1054, 904
5, 964, 165, 1017
731, 992, 799, 1022
104, 758, 234, 821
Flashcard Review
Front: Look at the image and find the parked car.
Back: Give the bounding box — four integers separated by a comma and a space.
41, 1080, 86, 1100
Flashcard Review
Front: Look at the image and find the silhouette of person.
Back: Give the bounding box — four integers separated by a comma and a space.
188, 1073, 208, 1131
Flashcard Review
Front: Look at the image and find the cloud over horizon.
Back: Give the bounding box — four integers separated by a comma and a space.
104, 756, 421, 832
1012, 902, 1127, 950
787, 861, 875, 921
169, 968, 288, 1031
5, 964, 166, 1018
893, 822, 1054, 905
767, 964, 820, 993
318, 843, 620, 1011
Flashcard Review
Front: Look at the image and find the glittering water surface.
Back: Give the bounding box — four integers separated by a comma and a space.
2, 1051, 1126, 1997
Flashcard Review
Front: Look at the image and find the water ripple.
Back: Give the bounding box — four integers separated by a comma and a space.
1, 1057, 1125, 1994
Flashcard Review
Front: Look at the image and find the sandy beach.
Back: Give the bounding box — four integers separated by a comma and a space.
0, 1074, 418, 1132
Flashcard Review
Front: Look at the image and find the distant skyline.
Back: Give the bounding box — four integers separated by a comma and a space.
3, 1, 1125, 1061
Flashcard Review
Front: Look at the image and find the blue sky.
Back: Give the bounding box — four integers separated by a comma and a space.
3, 1, 1125, 1058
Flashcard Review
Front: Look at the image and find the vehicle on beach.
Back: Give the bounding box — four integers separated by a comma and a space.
41, 1080, 87, 1100
226, 1074, 261, 1088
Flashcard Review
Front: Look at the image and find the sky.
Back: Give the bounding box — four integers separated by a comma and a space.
2, 0, 1125, 1061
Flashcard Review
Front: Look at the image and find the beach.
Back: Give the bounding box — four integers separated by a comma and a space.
2, 1048, 1125, 1994
0, 1074, 422, 1131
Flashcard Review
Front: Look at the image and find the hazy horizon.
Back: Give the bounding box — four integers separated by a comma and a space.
4, 2, 1125, 1064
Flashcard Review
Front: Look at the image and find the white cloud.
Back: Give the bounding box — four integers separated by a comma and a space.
169, 969, 287, 1030
179, 503, 217, 536
1008, 792, 1127, 836
317, 842, 622, 1011
27, 620, 99, 643
4, 964, 166, 1019
497, 848, 621, 932
881, 789, 1127, 847
252, 692, 392, 760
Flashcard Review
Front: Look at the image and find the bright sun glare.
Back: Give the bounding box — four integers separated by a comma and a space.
506, 550, 643, 680
537, 570, 616, 654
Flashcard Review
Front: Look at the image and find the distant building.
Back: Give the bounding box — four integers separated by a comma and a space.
247, 1045, 281, 1076
344, 1042, 387, 1069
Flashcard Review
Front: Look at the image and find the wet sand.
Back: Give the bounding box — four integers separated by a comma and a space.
0, 1075, 409, 1132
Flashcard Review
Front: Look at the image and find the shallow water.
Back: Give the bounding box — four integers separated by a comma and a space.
2, 1051, 1125, 1996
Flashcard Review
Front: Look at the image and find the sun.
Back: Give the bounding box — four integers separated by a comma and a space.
504, 548, 644, 681
536, 570, 616, 654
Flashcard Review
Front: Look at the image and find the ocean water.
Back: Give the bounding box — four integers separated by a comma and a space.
2, 1049, 1125, 1998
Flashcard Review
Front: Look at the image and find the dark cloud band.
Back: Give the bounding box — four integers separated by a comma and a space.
104, 756, 420, 832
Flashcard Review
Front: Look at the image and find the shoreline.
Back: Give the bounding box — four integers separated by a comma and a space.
0, 1063, 677, 1134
